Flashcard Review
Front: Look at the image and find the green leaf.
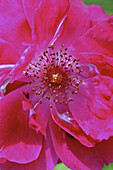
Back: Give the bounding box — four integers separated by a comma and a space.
102, 163, 113, 170
54, 163, 71, 170
54, 163, 113, 170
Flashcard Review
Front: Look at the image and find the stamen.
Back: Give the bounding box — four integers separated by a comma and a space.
23, 45, 83, 105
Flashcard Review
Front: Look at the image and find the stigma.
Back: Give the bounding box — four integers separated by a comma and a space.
50, 73, 62, 84
23, 45, 83, 107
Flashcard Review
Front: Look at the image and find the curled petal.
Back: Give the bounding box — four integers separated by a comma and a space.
0, 126, 58, 170
68, 75, 113, 141
51, 101, 97, 147
0, 38, 21, 97
0, 85, 43, 163
72, 16, 113, 57
29, 96, 51, 136
50, 120, 113, 170
77, 53, 113, 78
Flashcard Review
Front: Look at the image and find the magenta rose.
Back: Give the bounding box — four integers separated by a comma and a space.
0, 0, 113, 170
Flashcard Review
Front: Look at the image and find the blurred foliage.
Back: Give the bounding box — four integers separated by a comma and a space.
54, 163, 70, 170
54, 0, 113, 170
54, 163, 113, 170
102, 164, 113, 170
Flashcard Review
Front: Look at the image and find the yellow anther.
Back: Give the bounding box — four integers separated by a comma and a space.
34, 74, 36, 77
69, 98, 73, 102
55, 100, 58, 103
75, 91, 78, 94
31, 62, 35, 65
62, 95, 65, 99
53, 90, 56, 93
65, 101, 68, 105
46, 96, 50, 100
36, 91, 38, 95
29, 65, 31, 69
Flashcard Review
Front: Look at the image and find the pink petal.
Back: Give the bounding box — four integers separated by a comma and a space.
22, 0, 41, 29
0, 38, 21, 93
0, 126, 58, 170
76, 53, 113, 78
55, 0, 90, 47
50, 119, 113, 170
72, 16, 113, 57
29, 96, 51, 136
0, 38, 22, 98
68, 75, 113, 141
0, 85, 43, 163
9, 47, 37, 83
32, 0, 69, 48
0, 66, 13, 87
22, 100, 33, 111
0, 0, 32, 52
0, 38, 20, 64
51, 101, 97, 147
0, 158, 7, 164
88, 5, 109, 27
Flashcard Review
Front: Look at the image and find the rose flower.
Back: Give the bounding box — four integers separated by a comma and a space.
0, 0, 113, 170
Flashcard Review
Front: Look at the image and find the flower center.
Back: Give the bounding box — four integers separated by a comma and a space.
50, 73, 62, 84
23, 45, 83, 107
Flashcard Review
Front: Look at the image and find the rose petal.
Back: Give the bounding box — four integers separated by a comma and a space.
50, 120, 113, 170
0, 158, 7, 164
0, 85, 43, 163
0, 38, 21, 93
22, 0, 41, 29
68, 75, 113, 141
22, 100, 33, 111
0, 38, 20, 64
88, 5, 109, 27
72, 16, 113, 57
55, 0, 90, 46
0, 126, 58, 170
29, 95, 51, 136
9, 47, 37, 83
76, 53, 113, 78
32, 0, 69, 48
0, 0, 32, 52
51, 101, 97, 147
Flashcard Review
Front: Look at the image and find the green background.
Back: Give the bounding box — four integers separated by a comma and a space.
54, 0, 113, 170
